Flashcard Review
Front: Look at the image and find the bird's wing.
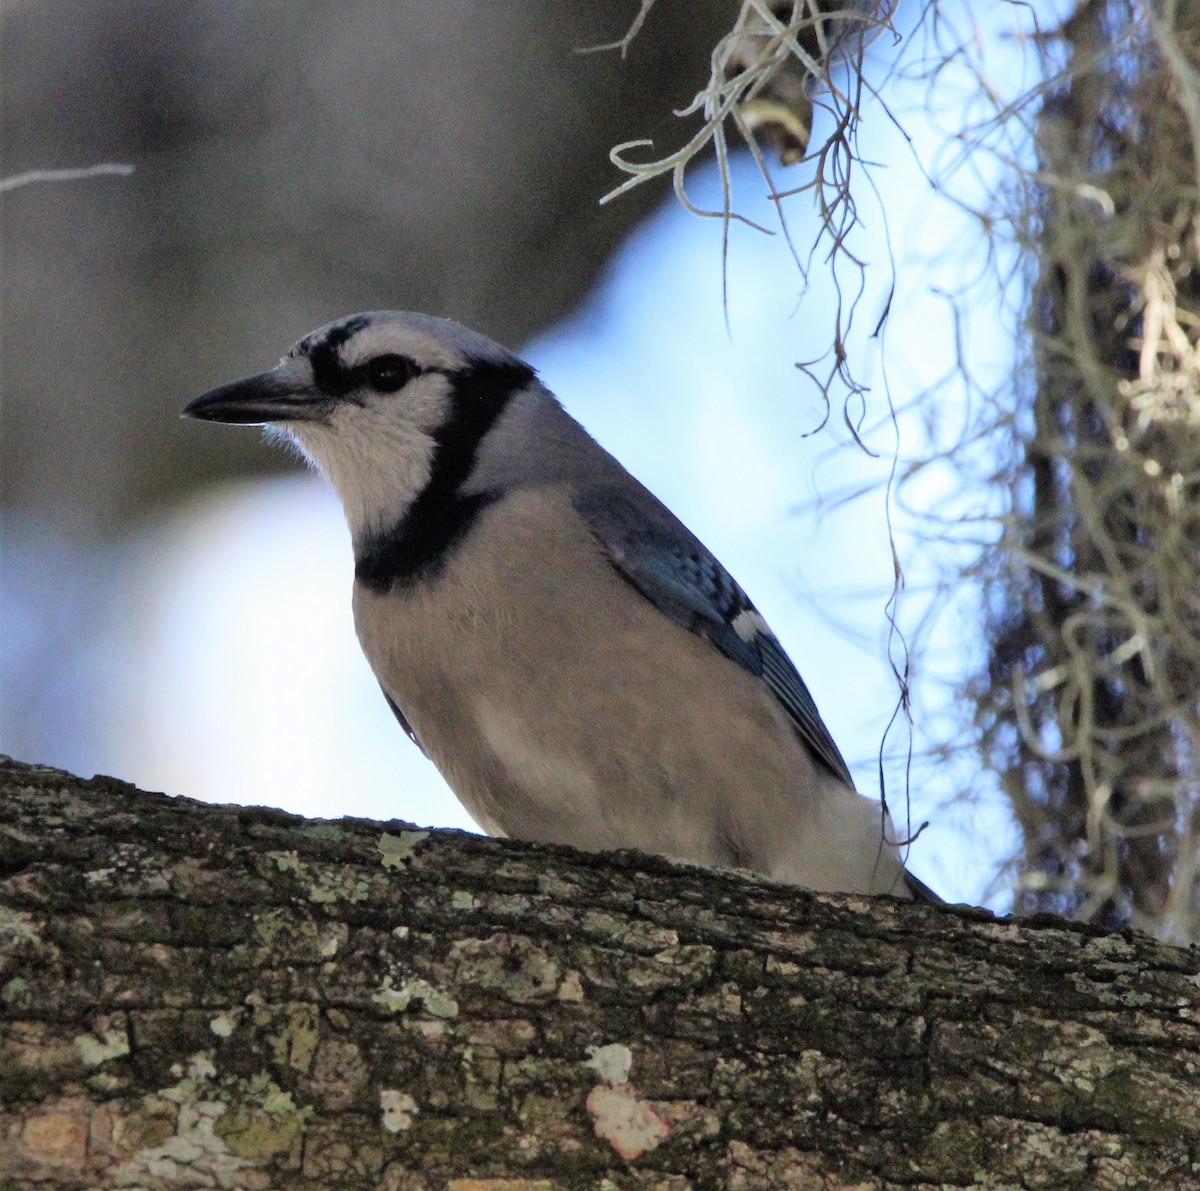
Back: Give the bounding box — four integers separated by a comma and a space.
572, 485, 856, 789
380, 685, 427, 757
903, 870, 944, 905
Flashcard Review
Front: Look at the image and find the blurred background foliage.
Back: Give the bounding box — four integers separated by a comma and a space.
2, 1, 735, 530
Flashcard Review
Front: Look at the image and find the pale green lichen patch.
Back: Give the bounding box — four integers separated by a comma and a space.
2, 975, 30, 1007
585, 1043, 633, 1086
209, 1012, 238, 1038
216, 1074, 310, 1159
270, 850, 301, 873
263, 848, 368, 903
1118, 989, 1154, 1007
144, 1049, 312, 1166
113, 1099, 257, 1189
557, 970, 585, 1002
372, 975, 459, 1019
74, 1021, 131, 1066
378, 830, 430, 868
260, 1002, 321, 1072
307, 868, 370, 904
380, 1088, 418, 1132
112, 1053, 313, 1186
246, 908, 344, 963
300, 823, 345, 842
164, 1050, 218, 1094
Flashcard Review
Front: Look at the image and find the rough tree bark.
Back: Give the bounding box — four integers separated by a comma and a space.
1, 754, 1198, 1190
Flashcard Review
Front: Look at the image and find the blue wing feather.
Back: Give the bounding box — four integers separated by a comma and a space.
573, 486, 855, 789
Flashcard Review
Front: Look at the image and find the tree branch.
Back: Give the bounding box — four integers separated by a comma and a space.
1, 755, 1197, 1188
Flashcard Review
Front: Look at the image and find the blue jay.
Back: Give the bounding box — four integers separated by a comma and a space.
185, 311, 939, 902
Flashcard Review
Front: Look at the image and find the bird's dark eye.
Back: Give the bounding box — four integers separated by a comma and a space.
365, 354, 417, 393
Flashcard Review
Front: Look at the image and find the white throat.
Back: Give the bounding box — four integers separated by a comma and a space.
279, 380, 454, 546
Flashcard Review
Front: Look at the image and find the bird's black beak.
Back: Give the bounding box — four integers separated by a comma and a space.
183, 369, 329, 426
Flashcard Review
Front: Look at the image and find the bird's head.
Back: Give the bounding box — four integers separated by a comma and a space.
184, 311, 535, 541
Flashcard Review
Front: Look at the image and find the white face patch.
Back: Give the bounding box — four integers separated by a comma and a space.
731, 608, 772, 643
281, 372, 455, 543
334, 321, 467, 374
264, 311, 527, 545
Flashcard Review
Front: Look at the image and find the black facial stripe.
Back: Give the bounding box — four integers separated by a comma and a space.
313, 355, 424, 399
303, 315, 372, 395
355, 356, 536, 592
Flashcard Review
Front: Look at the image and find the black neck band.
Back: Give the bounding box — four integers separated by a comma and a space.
354, 357, 534, 591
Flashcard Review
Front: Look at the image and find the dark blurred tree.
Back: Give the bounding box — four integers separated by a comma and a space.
972, 0, 1200, 939
0, 1, 731, 536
